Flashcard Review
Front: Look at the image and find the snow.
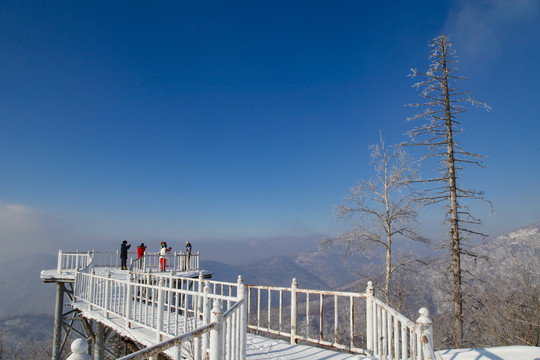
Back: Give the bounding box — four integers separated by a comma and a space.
436, 346, 540, 360
245, 343, 540, 360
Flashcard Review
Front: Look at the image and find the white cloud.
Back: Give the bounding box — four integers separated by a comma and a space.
444, 0, 540, 57
0, 203, 56, 232
0, 202, 88, 263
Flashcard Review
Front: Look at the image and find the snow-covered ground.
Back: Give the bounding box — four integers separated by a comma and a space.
437, 346, 540, 360
245, 339, 540, 360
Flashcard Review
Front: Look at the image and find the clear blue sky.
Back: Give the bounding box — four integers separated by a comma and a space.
1, 0, 539, 263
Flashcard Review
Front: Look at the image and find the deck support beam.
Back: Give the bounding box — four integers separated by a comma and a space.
94, 322, 105, 360
52, 282, 65, 360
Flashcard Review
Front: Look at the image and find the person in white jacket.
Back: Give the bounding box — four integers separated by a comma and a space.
159, 242, 171, 271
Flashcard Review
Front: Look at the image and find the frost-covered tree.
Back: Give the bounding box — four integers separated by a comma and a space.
321, 135, 427, 305
406, 34, 490, 347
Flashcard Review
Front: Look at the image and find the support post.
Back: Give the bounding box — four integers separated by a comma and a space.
366, 281, 374, 356
209, 300, 224, 360
290, 278, 298, 345
94, 322, 105, 360
417, 308, 436, 360
52, 282, 65, 360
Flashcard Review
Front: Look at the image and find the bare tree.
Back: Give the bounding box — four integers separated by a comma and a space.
406, 34, 491, 347
321, 135, 427, 305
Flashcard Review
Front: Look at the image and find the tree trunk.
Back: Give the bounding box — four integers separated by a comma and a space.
441, 38, 463, 348
384, 150, 392, 306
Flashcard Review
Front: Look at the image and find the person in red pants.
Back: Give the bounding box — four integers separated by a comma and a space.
159, 242, 171, 271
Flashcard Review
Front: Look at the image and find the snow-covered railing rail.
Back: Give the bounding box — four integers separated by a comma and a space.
130, 252, 200, 273
246, 279, 436, 360
72, 270, 246, 360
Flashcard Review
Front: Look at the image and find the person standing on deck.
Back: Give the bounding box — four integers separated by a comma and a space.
184, 241, 192, 271
120, 240, 131, 270
159, 242, 171, 271
136, 243, 147, 269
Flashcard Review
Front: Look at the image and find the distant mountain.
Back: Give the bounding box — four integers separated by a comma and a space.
295, 250, 373, 287
203, 256, 329, 290
471, 221, 540, 281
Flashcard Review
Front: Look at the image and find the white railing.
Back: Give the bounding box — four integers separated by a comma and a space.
59, 249, 435, 360
56, 250, 200, 274
130, 252, 200, 274
72, 270, 246, 360
57, 250, 93, 273
246, 279, 436, 360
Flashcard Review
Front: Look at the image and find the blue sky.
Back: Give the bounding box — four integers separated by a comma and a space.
1, 1, 539, 263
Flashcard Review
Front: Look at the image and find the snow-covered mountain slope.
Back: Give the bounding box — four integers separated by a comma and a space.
470, 221, 540, 281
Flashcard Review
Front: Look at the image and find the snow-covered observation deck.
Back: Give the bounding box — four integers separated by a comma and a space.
41, 250, 437, 360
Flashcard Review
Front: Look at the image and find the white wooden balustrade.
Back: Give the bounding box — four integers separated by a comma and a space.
56, 249, 200, 274
60, 249, 436, 360
72, 270, 246, 360
245, 279, 436, 360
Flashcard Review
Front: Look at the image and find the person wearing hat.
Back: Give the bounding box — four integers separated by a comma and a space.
184, 241, 192, 271
159, 242, 171, 271
120, 240, 131, 270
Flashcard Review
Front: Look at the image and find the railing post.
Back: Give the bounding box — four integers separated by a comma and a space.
237, 276, 247, 360
75, 249, 80, 271
156, 278, 165, 342
66, 338, 90, 360
290, 278, 298, 345
105, 271, 111, 318
202, 282, 211, 355
126, 273, 133, 328
416, 308, 436, 360
173, 251, 178, 274
197, 272, 204, 313
57, 249, 63, 274
89, 269, 95, 310
366, 281, 374, 356
210, 300, 224, 360
193, 273, 204, 360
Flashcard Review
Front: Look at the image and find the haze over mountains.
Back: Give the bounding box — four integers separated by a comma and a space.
0, 221, 538, 354
1, 221, 538, 320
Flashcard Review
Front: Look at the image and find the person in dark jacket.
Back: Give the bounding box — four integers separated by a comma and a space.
120, 240, 131, 270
